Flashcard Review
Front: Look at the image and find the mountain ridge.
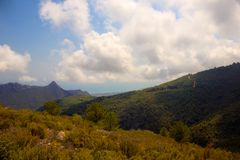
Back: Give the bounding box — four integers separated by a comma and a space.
61, 63, 240, 151
0, 81, 90, 110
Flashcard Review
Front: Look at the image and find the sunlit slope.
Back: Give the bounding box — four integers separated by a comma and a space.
63, 63, 240, 150
0, 107, 239, 160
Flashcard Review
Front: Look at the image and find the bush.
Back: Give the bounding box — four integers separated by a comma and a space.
93, 150, 124, 160
160, 127, 169, 137
10, 145, 70, 160
119, 140, 139, 158
71, 148, 93, 160
0, 119, 14, 130
85, 103, 106, 123
0, 128, 38, 160
72, 114, 83, 126
43, 102, 61, 115
66, 128, 94, 149
170, 121, 190, 143
27, 122, 47, 139
103, 112, 119, 131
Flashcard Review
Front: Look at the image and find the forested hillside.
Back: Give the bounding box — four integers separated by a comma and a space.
62, 63, 240, 151
0, 106, 239, 160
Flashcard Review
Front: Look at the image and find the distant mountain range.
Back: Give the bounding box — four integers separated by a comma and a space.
0, 81, 90, 110
62, 63, 240, 151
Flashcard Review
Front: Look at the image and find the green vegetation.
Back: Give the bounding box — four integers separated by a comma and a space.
0, 106, 239, 160
160, 127, 169, 137
62, 63, 240, 151
43, 101, 62, 115
56, 95, 93, 112
84, 103, 119, 131
103, 112, 119, 131
85, 103, 107, 123
169, 121, 190, 143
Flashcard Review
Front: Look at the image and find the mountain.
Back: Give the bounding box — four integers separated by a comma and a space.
0, 81, 90, 110
62, 63, 240, 151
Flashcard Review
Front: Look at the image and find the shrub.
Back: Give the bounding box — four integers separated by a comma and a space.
93, 150, 124, 160
103, 112, 119, 131
10, 145, 70, 160
27, 122, 47, 139
71, 148, 93, 160
85, 103, 106, 123
160, 127, 169, 137
0, 128, 38, 160
66, 128, 94, 149
119, 140, 139, 158
72, 114, 83, 126
43, 102, 61, 115
170, 121, 190, 143
0, 119, 14, 130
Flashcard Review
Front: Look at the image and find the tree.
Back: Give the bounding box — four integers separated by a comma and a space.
43, 102, 61, 115
170, 121, 190, 143
160, 127, 169, 137
85, 103, 106, 123
103, 112, 119, 131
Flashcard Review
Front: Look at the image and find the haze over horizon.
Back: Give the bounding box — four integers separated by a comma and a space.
1, 0, 240, 92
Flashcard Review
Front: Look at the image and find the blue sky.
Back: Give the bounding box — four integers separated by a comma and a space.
0, 0, 159, 92
0, 0, 240, 93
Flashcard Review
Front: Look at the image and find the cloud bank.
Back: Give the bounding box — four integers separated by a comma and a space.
40, 0, 240, 83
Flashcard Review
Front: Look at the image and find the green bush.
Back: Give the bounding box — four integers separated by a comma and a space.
85, 103, 106, 123
170, 121, 190, 143
160, 127, 169, 137
103, 112, 119, 131
43, 102, 62, 115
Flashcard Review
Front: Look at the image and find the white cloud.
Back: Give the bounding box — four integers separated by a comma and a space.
93, 0, 240, 80
0, 44, 31, 73
19, 75, 37, 83
95, 0, 138, 23
39, 0, 91, 36
56, 32, 136, 83
49, 0, 240, 83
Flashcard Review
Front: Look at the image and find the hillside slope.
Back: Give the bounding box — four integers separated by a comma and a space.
0, 107, 239, 160
0, 81, 90, 110
63, 63, 240, 150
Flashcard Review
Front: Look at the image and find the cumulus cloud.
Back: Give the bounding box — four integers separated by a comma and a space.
93, 0, 240, 80
52, 0, 240, 83
56, 32, 136, 83
39, 0, 91, 36
0, 44, 31, 73
19, 75, 37, 83
95, 0, 138, 23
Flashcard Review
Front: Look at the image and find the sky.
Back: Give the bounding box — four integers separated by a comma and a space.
0, 0, 240, 93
